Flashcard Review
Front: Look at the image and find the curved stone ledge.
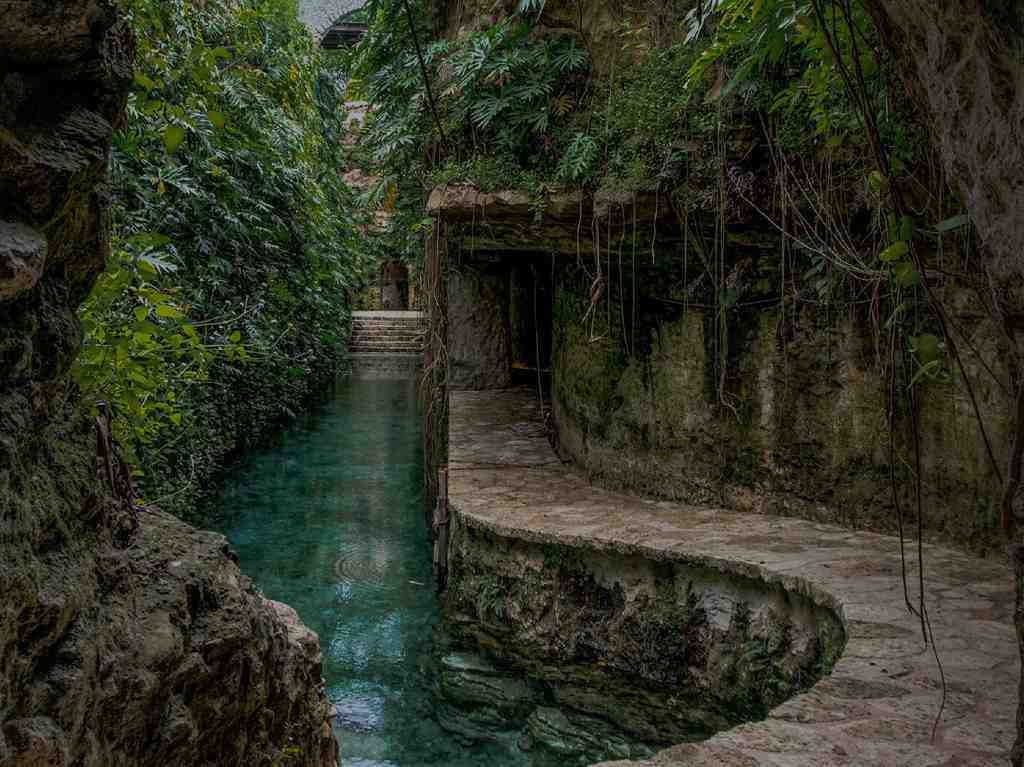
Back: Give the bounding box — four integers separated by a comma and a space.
447, 389, 1017, 766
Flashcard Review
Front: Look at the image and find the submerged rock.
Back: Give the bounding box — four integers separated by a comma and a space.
526, 706, 643, 762
438, 653, 538, 718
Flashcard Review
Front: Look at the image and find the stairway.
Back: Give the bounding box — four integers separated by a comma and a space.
348, 311, 425, 354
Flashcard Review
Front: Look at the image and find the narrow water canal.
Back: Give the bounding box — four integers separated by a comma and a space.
197, 376, 527, 766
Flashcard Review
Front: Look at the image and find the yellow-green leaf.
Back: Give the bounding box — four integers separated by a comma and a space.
134, 72, 157, 91
912, 333, 941, 364
155, 304, 184, 319
208, 109, 226, 129
879, 241, 908, 262
163, 125, 187, 153
892, 261, 920, 287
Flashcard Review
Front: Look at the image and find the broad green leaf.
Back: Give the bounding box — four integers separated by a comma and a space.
879, 241, 908, 262
133, 72, 157, 91
228, 331, 242, 343
936, 213, 970, 233
155, 304, 184, 319
912, 333, 941, 364
128, 232, 172, 249
208, 109, 226, 129
163, 125, 187, 153
891, 261, 920, 287
132, 320, 160, 336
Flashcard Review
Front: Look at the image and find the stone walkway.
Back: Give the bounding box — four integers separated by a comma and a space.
448, 388, 1017, 767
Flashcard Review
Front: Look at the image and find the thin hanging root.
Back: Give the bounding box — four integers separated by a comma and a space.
651, 185, 659, 266
581, 274, 604, 326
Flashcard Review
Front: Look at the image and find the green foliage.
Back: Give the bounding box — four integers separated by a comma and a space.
74, 239, 241, 458
357, 15, 588, 167
685, 0, 926, 166
336, 5, 592, 278
76, 0, 370, 512
597, 41, 704, 182
557, 132, 599, 182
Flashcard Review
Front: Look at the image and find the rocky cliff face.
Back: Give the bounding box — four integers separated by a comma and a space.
0, 3, 337, 765
424, 0, 1017, 558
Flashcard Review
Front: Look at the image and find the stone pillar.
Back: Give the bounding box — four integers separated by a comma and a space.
380, 259, 409, 310
448, 262, 511, 389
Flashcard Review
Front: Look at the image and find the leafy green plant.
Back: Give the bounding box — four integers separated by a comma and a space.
557, 132, 599, 182
74, 238, 245, 465
76, 0, 372, 513
358, 15, 588, 164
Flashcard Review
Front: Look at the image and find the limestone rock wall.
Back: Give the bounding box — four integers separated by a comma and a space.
552, 258, 1012, 556
429, 173, 1011, 555
0, 3, 337, 765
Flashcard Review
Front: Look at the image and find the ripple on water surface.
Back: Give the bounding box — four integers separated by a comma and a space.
197, 377, 531, 766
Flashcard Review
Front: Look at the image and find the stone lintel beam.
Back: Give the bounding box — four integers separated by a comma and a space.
427, 182, 684, 255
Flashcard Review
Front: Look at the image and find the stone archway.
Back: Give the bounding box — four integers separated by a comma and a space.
299, 0, 369, 42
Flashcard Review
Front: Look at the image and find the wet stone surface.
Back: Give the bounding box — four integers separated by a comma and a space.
448, 388, 1018, 767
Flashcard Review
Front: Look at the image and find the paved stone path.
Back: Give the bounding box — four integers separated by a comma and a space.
448, 388, 1017, 766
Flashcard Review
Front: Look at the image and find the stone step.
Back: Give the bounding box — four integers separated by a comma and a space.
346, 344, 421, 350
352, 328, 424, 334
352, 312, 424, 321
349, 348, 424, 354
350, 341, 424, 349
352, 328, 424, 333
349, 338, 424, 346
352, 321, 425, 329
349, 308, 425, 354
352, 326, 425, 334
351, 330, 424, 339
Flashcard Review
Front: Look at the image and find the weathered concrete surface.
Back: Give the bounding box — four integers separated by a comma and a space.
448, 388, 1017, 766
443, 515, 844, 760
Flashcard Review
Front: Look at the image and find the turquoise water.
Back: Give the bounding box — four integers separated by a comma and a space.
198, 376, 525, 766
